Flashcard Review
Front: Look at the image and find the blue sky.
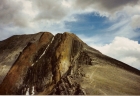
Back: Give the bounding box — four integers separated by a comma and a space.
65, 12, 115, 44
65, 13, 109, 35
0, 0, 140, 69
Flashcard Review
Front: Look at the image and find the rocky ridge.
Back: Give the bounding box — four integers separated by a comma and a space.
0, 32, 140, 95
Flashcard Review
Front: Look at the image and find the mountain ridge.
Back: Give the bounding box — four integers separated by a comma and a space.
0, 32, 140, 95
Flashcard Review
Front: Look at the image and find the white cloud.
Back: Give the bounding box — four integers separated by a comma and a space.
105, 20, 129, 32
121, 1, 140, 29
1, 0, 140, 33
73, 0, 139, 17
62, 0, 72, 8
0, 0, 73, 40
78, 33, 140, 70
131, 15, 140, 29
0, 0, 31, 27
105, 19, 140, 39
0, 0, 140, 28
90, 36, 140, 69
73, 0, 140, 31
32, 0, 69, 21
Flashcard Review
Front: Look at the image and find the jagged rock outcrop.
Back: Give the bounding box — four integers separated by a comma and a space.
0, 32, 140, 95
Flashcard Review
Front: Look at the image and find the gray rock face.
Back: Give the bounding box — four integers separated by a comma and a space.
0, 32, 140, 95
0, 32, 43, 84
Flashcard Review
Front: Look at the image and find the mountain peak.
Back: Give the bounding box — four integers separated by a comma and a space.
0, 32, 140, 95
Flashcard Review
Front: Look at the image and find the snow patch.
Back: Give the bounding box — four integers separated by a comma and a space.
39, 44, 50, 59
39, 37, 54, 59
31, 86, 35, 95
31, 63, 34, 66
50, 37, 54, 44
26, 88, 29, 95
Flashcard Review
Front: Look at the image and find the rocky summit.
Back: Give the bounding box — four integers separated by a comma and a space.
0, 32, 140, 95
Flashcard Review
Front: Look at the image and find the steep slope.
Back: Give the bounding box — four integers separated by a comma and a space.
0, 32, 44, 83
0, 32, 140, 95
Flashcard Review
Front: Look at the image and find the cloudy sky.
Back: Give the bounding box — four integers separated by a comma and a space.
0, 0, 140, 69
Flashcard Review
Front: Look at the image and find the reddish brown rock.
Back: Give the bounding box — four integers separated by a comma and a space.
0, 32, 140, 95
